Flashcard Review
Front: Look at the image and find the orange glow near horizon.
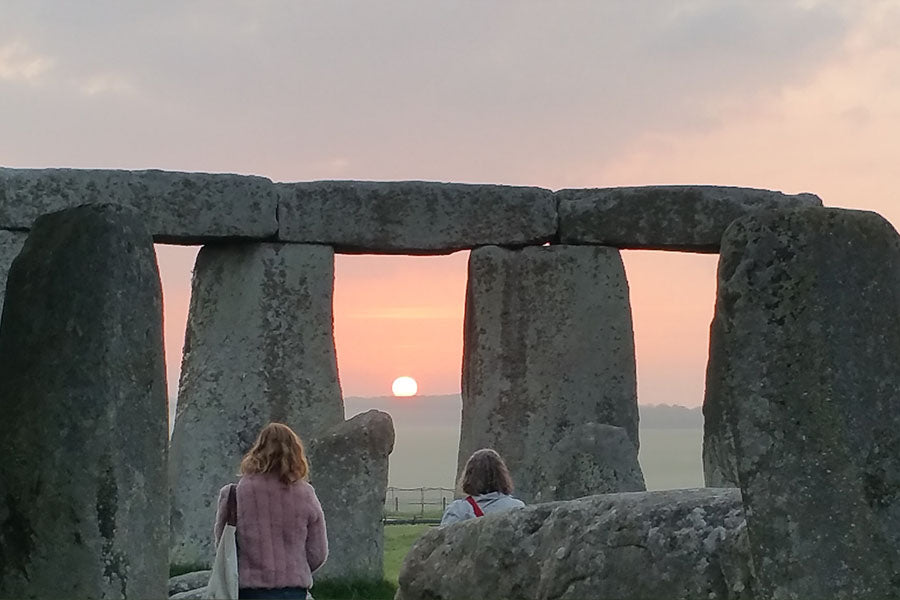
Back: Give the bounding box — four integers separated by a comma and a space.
332, 252, 468, 398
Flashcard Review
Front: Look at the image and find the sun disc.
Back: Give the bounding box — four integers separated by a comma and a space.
392, 376, 418, 397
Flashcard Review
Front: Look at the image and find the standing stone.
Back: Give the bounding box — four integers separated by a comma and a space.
277, 181, 556, 253
397, 488, 753, 600
557, 185, 822, 252
0, 205, 168, 599
307, 410, 395, 582
532, 423, 645, 503
0, 230, 27, 315
169, 243, 344, 566
703, 208, 900, 598
0, 167, 279, 243
460, 245, 638, 503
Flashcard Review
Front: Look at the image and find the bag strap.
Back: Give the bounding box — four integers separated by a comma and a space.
225, 483, 238, 527
465, 496, 484, 517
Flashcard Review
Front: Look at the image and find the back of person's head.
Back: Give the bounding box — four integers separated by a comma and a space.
240, 422, 309, 485
460, 448, 514, 496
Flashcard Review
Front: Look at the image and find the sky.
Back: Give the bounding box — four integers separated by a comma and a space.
3, 1, 899, 409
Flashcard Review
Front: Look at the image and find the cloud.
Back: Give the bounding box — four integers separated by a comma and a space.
0, 41, 53, 83
0, 1, 869, 182
78, 73, 137, 97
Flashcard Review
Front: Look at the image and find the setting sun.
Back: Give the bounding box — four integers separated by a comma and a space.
392, 376, 418, 397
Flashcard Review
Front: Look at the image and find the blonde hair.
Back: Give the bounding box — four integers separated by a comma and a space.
240, 422, 309, 485
460, 448, 514, 496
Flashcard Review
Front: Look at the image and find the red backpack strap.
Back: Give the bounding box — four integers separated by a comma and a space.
465, 496, 485, 517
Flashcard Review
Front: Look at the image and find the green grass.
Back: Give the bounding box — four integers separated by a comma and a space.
312, 525, 430, 599
384, 523, 432, 583
383, 509, 444, 520
312, 579, 397, 600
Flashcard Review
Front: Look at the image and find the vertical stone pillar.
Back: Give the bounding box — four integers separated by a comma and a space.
169, 243, 344, 566
0, 205, 168, 599
0, 230, 27, 315
703, 208, 900, 597
308, 410, 395, 582
459, 245, 638, 503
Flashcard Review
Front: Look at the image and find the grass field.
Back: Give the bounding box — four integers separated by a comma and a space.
384, 524, 432, 582
311, 525, 431, 599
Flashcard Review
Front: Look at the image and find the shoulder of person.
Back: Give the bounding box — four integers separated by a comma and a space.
288, 479, 319, 499
440, 498, 474, 525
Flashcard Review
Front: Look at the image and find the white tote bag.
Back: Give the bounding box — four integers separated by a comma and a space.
207, 484, 239, 599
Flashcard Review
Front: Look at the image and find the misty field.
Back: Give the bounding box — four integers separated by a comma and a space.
384, 423, 703, 491
349, 395, 707, 492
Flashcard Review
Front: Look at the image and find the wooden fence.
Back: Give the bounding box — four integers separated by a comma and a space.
384, 486, 455, 519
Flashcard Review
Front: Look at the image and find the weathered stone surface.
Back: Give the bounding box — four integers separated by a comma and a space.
397, 488, 753, 600
704, 208, 900, 598
0, 229, 26, 315
459, 245, 637, 503
532, 423, 645, 503
0, 205, 168, 599
169, 571, 211, 596
557, 185, 822, 252
307, 410, 395, 582
0, 167, 278, 243
276, 181, 556, 253
169, 243, 344, 565
170, 586, 206, 600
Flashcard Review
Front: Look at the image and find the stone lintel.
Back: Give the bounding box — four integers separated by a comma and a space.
276, 180, 557, 254
557, 185, 823, 252
0, 167, 279, 243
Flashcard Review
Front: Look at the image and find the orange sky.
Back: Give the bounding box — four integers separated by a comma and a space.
155, 246, 728, 407
5, 2, 899, 410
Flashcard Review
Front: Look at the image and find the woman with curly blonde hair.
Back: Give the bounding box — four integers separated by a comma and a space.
214, 422, 327, 599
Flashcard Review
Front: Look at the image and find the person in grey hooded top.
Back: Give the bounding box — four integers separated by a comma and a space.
441, 448, 524, 525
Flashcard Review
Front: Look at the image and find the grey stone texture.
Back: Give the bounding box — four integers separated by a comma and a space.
397, 488, 753, 600
307, 410, 395, 582
0, 205, 168, 599
170, 587, 206, 600
0, 167, 278, 243
169, 243, 344, 565
0, 229, 27, 315
532, 423, 645, 503
459, 245, 638, 503
557, 185, 823, 252
276, 181, 556, 253
168, 571, 210, 596
703, 207, 900, 598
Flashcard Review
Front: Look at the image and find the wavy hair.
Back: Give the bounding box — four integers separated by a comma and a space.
460, 448, 514, 496
240, 422, 309, 485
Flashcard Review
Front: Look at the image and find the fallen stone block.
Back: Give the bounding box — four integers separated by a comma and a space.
169, 570, 211, 596
397, 488, 752, 600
